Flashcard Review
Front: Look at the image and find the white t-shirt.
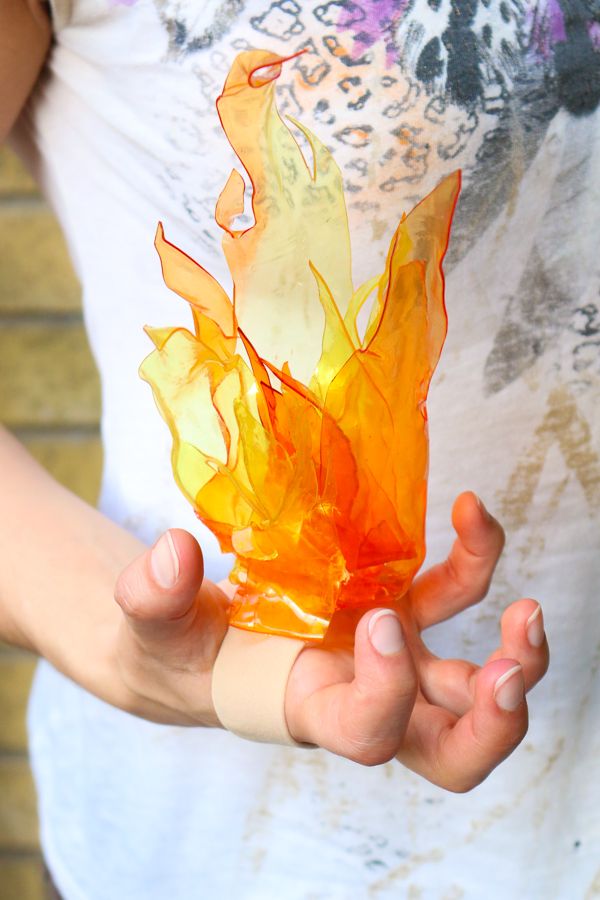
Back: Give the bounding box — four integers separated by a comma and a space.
13, 1, 600, 897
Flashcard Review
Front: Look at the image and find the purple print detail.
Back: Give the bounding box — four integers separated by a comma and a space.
108, 0, 138, 6
588, 21, 600, 51
528, 1, 566, 61
336, 0, 411, 67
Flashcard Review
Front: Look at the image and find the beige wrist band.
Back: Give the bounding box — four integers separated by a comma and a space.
212, 626, 306, 746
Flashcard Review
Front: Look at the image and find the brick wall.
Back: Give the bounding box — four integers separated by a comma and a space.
0, 146, 102, 899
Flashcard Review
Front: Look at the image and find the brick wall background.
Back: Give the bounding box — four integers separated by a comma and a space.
0, 146, 102, 899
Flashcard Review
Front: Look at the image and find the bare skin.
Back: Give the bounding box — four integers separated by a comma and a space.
111, 488, 548, 788
0, 0, 51, 142
0, 1, 548, 789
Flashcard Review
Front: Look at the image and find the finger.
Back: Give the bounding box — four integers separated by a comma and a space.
400, 658, 528, 792
292, 609, 418, 765
414, 599, 549, 717
413, 652, 478, 718
410, 491, 505, 630
114, 528, 228, 657
486, 598, 549, 692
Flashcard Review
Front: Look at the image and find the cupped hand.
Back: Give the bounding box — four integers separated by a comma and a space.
111, 492, 549, 792
284, 492, 549, 791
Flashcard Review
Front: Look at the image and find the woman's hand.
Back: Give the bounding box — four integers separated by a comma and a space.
112, 491, 548, 791
284, 492, 549, 790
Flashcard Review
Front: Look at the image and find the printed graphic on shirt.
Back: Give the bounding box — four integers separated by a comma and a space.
151, 0, 600, 401
31, 5, 598, 893
154, 0, 247, 53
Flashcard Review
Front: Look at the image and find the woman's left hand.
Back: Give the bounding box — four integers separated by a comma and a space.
285, 492, 550, 791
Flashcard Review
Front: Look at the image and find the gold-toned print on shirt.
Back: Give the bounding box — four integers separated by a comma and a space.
499, 387, 600, 534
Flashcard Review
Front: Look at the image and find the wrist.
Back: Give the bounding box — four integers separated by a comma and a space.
212, 627, 306, 744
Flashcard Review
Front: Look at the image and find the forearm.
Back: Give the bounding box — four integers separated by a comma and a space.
0, 426, 144, 704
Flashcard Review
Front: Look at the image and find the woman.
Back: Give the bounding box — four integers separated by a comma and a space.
2, 1, 597, 897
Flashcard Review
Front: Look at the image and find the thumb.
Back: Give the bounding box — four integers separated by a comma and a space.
294, 609, 418, 765
113, 529, 229, 727
114, 529, 226, 655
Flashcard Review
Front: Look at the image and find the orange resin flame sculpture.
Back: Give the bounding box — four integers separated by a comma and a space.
141, 50, 460, 642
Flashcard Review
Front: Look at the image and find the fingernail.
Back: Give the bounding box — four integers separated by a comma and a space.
526, 604, 545, 648
151, 531, 180, 589
368, 610, 405, 657
494, 665, 524, 712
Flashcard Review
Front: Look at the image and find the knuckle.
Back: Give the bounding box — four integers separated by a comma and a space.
346, 741, 397, 767
115, 583, 144, 619
341, 686, 414, 766
115, 566, 153, 619
444, 557, 489, 605
432, 751, 485, 794
479, 717, 527, 761
355, 677, 417, 712
342, 720, 401, 766
443, 771, 486, 794
115, 577, 134, 611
